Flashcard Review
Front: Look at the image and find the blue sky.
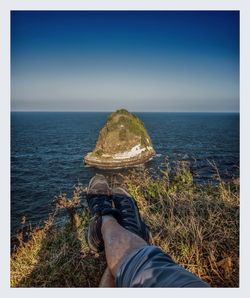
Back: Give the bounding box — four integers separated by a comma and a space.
11, 11, 239, 112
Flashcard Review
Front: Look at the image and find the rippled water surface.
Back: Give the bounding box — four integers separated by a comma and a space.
11, 112, 239, 234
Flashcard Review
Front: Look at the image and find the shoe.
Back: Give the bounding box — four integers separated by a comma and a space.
87, 174, 120, 252
112, 187, 151, 243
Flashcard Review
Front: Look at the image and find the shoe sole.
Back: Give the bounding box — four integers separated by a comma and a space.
87, 216, 104, 252
87, 174, 111, 195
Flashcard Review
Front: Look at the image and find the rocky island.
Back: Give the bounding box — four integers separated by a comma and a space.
84, 109, 156, 169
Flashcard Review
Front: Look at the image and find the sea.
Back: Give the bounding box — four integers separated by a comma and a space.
11, 112, 239, 236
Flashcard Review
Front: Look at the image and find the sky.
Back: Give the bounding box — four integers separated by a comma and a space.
11, 11, 239, 112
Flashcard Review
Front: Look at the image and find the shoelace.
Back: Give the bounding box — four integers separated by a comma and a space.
88, 194, 112, 215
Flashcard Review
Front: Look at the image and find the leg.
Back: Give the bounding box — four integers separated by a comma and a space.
87, 175, 209, 287
101, 215, 147, 277
101, 215, 209, 287
99, 267, 115, 287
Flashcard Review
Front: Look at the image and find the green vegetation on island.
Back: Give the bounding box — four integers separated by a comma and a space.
84, 109, 155, 168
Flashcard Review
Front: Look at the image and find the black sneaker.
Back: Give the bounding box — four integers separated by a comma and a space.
87, 174, 120, 252
112, 187, 151, 243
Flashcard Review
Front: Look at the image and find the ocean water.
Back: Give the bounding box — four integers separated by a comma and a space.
11, 112, 239, 235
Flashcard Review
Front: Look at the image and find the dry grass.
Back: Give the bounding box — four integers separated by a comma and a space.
11, 161, 239, 287
118, 161, 239, 287
11, 209, 106, 287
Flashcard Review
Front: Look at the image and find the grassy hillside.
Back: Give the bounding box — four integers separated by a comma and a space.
11, 162, 239, 287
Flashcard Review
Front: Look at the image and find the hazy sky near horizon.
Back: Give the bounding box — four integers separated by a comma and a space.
11, 11, 239, 112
